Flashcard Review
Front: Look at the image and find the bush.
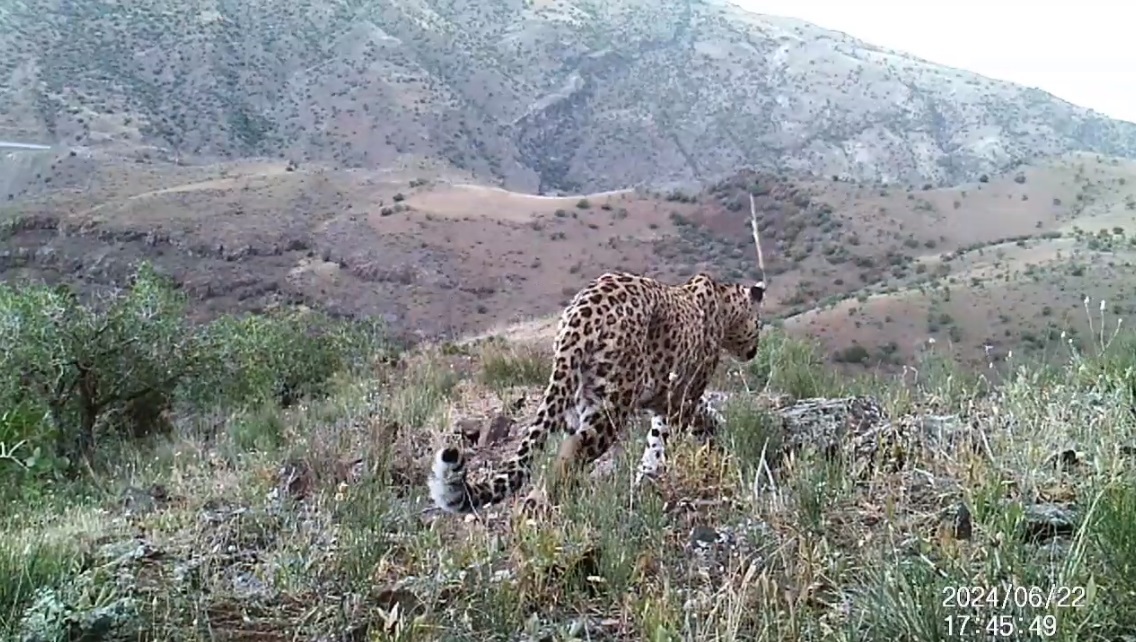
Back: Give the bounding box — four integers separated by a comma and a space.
187, 308, 386, 411
833, 343, 870, 364
0, 265, 198, 474
0, 263, 391, 484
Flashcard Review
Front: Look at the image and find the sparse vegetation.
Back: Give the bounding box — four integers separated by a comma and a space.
3, 271, 1135, 641
5, 5, 1136, 638
4, 0, 1136, 195
0, 263, 389, 487
7, 150, 1097, 375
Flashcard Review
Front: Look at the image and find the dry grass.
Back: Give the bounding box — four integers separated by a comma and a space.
3, 303, 1136, 641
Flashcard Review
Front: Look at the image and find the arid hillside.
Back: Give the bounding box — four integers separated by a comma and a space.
474, 153, 1136, 370
3, 0, 1136, 194
4, 145, 1135, 369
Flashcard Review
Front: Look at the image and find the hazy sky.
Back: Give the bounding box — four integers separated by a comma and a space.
733, 0, 1136, 124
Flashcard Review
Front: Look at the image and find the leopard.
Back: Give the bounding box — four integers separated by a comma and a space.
428, 271, 766, 514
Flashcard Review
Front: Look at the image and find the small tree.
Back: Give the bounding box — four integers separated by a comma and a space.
0, 263, 394, 481
0, 264, 198, 471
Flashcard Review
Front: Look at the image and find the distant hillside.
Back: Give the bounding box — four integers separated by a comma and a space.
3, 0, 1136, 193
4, 147, 1136, 372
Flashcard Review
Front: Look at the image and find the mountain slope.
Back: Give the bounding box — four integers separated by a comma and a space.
5, 146, 1136, 372
3, 0, 1136, 193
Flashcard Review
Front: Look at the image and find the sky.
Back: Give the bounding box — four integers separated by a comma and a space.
733, 0, 1136, 124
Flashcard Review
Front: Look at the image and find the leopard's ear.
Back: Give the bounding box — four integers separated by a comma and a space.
749, 281, 766, 303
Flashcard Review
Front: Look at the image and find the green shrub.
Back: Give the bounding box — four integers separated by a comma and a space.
0, 263, 392, 484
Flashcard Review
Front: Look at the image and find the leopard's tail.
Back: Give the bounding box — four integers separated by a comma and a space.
428, 354, 578, 514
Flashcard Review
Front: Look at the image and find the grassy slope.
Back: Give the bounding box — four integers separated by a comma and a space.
3, 311, 1135, 640
784, 152, 1136, 371
4, 151, 1136, 639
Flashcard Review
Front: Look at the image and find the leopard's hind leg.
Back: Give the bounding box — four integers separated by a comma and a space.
526, 389, 632, 511
635, 391, 724, 485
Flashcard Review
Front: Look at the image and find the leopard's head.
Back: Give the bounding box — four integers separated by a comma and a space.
684, 273, 765, 361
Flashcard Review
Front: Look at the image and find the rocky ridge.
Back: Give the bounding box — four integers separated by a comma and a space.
2, 0, 1135, 193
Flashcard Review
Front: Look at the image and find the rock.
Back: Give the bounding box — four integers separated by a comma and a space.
776, 396, 888, 452
706, 392, 980, 480
457, 418, 482, 445
769, 395, 914, 479
230, 571, 270, 599
689, 525, 720, 549
478, 413, 514, 448
277, 458, 316, 500
1022, 503, 1077, 544
1047, 448, 1084, 470
681, 518, 769, 584
952, 502, 973, 540
120, 483, 175, 516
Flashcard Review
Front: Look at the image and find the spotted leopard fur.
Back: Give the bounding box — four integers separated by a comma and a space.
428, 271, 765, 514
